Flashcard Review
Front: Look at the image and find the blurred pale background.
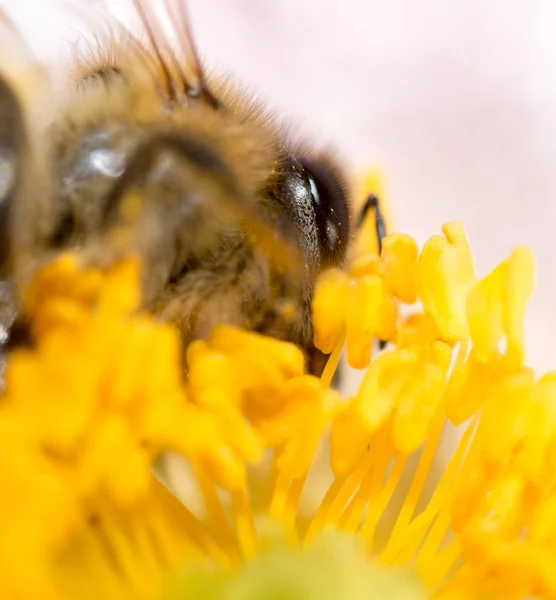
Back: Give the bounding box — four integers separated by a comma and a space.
3, 0, 556, 372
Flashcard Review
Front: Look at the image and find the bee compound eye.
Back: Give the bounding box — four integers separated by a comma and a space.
0, 141, 15, 270
0, 142, 15, 200
300, 158, 350, 268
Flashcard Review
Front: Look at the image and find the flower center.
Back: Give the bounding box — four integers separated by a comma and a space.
0, 210, 551, 600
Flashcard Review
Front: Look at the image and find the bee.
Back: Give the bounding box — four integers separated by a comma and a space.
0, 1, 385, 375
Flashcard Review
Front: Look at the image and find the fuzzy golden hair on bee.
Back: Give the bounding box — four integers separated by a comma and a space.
0, 0, 366, 379
70, 0, 218, 109
69, 29, 135, 90
59, 3, 281, 173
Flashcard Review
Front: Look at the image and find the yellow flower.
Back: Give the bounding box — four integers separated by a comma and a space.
0, 208, 553, 599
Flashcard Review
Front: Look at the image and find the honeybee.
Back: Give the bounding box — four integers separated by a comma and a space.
0, 1, 385, 375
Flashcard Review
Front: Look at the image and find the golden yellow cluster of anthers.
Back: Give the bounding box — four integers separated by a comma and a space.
0, 209, 553, 599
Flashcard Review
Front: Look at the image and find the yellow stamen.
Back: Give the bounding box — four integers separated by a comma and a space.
312, 270, 350, 354
346, 275, 382, 369
320, 332, 346, 389
338, 465, 376, 533
267, 480, 288, 523
381, 233, 418, 303
304, 474, 349, 545
151, 480, 230, 568
324, 453, 375, 532
282, 474, 307, 546
231, 486, 259, 558
358, 454, 408, 544
4, 214, 553, 599
412, 419, 478, 583
416, 223, 477, 342
269, 336, 345, 529
194, 466, 238, 561
380, 411, 446, 563
339, 430, 390, 533
467, 246, 534, 369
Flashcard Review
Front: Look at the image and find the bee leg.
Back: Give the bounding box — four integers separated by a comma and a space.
357, 193, 390, 350
357, 193, 386, 255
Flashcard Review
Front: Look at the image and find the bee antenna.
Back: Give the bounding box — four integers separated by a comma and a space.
132, 0, 178, 103
165, 0, 221, 108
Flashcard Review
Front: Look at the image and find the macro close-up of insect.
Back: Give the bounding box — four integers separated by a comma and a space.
0, 0, 384, 378
5, 3, 556, 599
